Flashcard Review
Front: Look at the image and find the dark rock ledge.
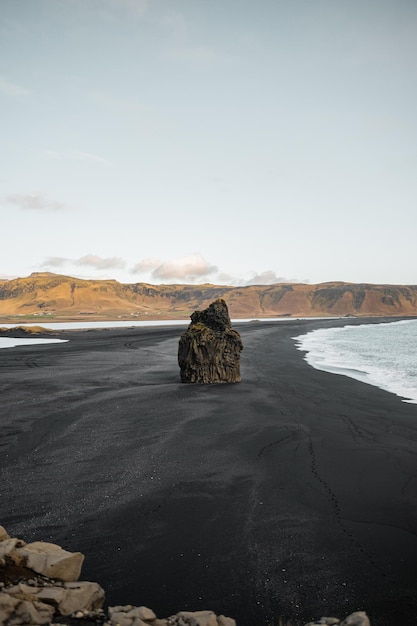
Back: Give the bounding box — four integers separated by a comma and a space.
0, 526, 370, 626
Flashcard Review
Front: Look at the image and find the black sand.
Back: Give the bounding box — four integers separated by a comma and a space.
1, 319, 417, 625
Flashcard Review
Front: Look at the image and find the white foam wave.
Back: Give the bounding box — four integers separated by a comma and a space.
0, 337, 68, 349
294, 319, 417, 404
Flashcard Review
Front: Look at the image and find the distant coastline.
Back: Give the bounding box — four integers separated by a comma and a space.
2, 272, 417, 321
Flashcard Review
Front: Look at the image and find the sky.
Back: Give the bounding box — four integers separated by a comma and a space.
1, 0, 417, 287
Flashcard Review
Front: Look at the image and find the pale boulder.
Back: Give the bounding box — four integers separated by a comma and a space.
176, 610, 219, 626
0, 526, 11, 541
5, 580, 104, 616
0, 591, 54, 625
56, 581, 105, 615
16, 541, 84, 582
132, 605, 157, 621
108, 604, 157, 626
0, 537, 20, 559
2, 582, 40, 601
341, 612, 370, 626
217, 617, 237, 626
0, 591, 20, 624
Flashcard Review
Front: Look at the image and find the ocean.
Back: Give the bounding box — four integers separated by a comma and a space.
0, 319, 189, 350
0, 337, 68, 349
0, 317, 296, 350
294, 318, 417, 404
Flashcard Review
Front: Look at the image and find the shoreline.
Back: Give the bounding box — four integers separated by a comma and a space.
2, 314, 416, 406
1, 318, 417, 625
293, 317, 417, 405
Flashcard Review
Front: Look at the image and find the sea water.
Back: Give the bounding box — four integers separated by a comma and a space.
0, 337, 68, 349
0, 317, 305, 350
294, 319, 417, 404
0, 320, 190, 350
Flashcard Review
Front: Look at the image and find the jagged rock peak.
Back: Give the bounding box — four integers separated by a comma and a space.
178, 299, 243, 384
190, 298, 232, 331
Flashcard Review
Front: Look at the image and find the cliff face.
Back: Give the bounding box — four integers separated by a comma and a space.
1, 272, 417, 319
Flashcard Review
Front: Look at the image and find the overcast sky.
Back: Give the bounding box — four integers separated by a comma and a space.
1, 0, 417, 286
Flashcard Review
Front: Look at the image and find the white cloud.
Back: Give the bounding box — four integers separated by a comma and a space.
76, 255, 126, 270
0, 77, 30, 96
41, 257, 71, 268
216, 272, 239, 285
41, 149, 111, 166
5, 193, 70, 211
131, 253, 217, 282
41, 254, 126, 272
153, 254, 217, 281
130, 258, 161, 274
245, 271, 309, 286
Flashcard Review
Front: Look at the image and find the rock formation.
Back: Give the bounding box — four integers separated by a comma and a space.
0, 525, 236, 626
178, 299, 243, 383
0, 525, 104, 624
0, 525, 372, 626
305, 613, 370, 626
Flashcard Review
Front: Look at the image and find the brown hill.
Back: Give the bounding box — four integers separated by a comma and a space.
1, 272, 417, 321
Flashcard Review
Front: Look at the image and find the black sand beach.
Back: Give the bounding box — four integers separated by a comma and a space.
1, 318, 417, 625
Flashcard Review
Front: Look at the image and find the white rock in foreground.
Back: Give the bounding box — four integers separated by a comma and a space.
5, 579, 105, 616
16, 541, 84, 582
0, 590, 55, 625
1, 526, 371, 626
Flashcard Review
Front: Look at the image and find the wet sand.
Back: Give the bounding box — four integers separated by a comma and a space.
1, 318, 417, 625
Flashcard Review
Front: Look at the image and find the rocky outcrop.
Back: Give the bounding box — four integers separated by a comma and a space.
306, 613, 370, 626
0, 525, 104, 624
0, 526, 372, 626
178, 299, 243, 383
0, 526, 236, 626
108, 606, 236, 626
11, 541, 84, 582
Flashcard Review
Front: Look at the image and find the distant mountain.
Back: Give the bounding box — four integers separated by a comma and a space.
1, 272, 417, 320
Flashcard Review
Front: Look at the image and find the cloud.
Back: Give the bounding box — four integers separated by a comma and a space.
130, 258, 161, 274
76, 255, 126, 270
41, 149, 111, 166
153, 254, 217, 281
245, 271, 309, 286
131, 253, 217, 282
0, 77, 30, 96
41, 254, 126, 273
41, 257, 71, 268
5, 193, 70, 211
216, 272, 238, 285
